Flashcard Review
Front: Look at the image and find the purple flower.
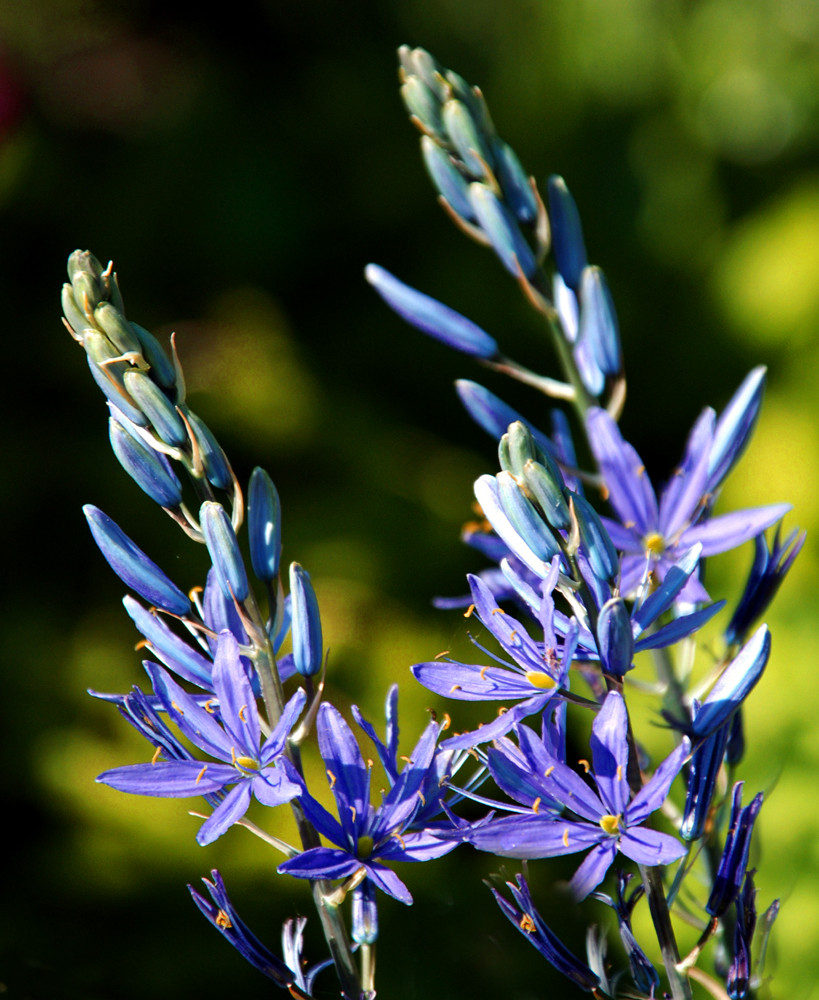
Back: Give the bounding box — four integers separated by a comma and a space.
492, 874, 600, 991
413, 562, 577, 750
278, 702, 456, 904
726, 523, 804, 646
97, 631, 304, 845
190, 870, 331, 993
461, 691, 690, 899
706, 782, 763, 918
586, 405, 789, 601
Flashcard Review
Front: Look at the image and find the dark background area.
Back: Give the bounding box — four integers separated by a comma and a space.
2, 1, 818, 998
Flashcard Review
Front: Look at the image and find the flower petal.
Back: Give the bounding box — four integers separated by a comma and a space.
568, 839, 618, 900
197, 782, 253, 845
590, 692, 630, 816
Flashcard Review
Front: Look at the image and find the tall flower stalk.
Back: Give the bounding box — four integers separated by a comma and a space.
65, 44, 796, 1000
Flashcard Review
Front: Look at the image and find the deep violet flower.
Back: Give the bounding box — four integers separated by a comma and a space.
413, 561, 577, 750
586, 384, 789, 601
460, 692, 690, 899
278, 702, 456, 904
97, 631, 304, 845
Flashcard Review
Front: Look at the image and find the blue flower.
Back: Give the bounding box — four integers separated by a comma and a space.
190, 870, 331, 994
413, 562, 577, 750
461, 691, 690, 899
592, 873, 659, 995
586, 394, 789, 601
278, 702, 455, 904
491, 874, 600, 991
97, 630, 305, 845
706, 782, 763, 918
725, 523, 804, 646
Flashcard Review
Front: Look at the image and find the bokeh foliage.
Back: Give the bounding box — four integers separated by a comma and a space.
2, 1, 818, 997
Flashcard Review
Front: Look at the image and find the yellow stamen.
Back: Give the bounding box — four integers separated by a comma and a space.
195, 765, 207, 784
643, 532, 665, 556
216, 909, 232, 929
204, 699, 217, 714
544, 765, 554, 778
519, 914, 536, 933
434, 649, 450, 659
562, 827, 570, 847
442, 713, 451, 731
450, 684, 462, 693
532, 797, 541, 814
171, 700, 184, 716
238, 705, 248, 722
327, 769, 337, 788
525, 671, 556, 690
578, 758, 590, 773
600, 814, 621, 836
616, 764, 623, 781
151, 746, 162, 765
464, 604, 475, 619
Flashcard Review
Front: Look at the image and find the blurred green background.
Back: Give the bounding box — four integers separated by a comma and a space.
2, 1, 818, 998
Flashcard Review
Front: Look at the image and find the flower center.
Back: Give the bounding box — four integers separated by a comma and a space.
357, 835, 374, 858
599, 813, 621, 836
525, 671, 557, 690
643, 532, 665, 557
234, 755, 259, 771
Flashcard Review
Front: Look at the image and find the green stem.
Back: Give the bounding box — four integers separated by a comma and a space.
639, 863, 692, 1000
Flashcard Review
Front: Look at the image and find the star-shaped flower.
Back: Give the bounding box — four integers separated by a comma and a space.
413, 560, 577, 750
586, 403, 789, 601
461, 691, 690, 899
278, 702, 455, 904
97, 630, 304, 845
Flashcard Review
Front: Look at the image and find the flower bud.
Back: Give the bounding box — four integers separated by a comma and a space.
455, 380, 556, 457
123, 595, 212, 688
578, 266, 621, 378
473, 474, 554, 580
399, 75, 445, 141
442, 98, 494, 179
186, 410, 232, 491
708, 366, 766, 491
496, 471, 561, 563
570, 493, 619, 582
122, 370, 187, 448
365, 264, 498, 358
547, 176, 587, 292
289, 562, 323, 677
596, 597, 634, 677
492, 139, 537, 226
130, 322, 177, 390
421, 136, 475, 222
522, 458, 571, 530
680, 715, 731, 842
468, 183, 538, 279
84, 505, 190, 615
94, 302, 142, 357
248, 467, 282, 583
67, 250, 105, 312
692, 625, 770, 740
200, 501, 249, 603
109, 416, 183, 509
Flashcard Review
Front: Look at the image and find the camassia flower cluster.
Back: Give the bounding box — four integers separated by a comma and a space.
67, 45, 800, 1000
